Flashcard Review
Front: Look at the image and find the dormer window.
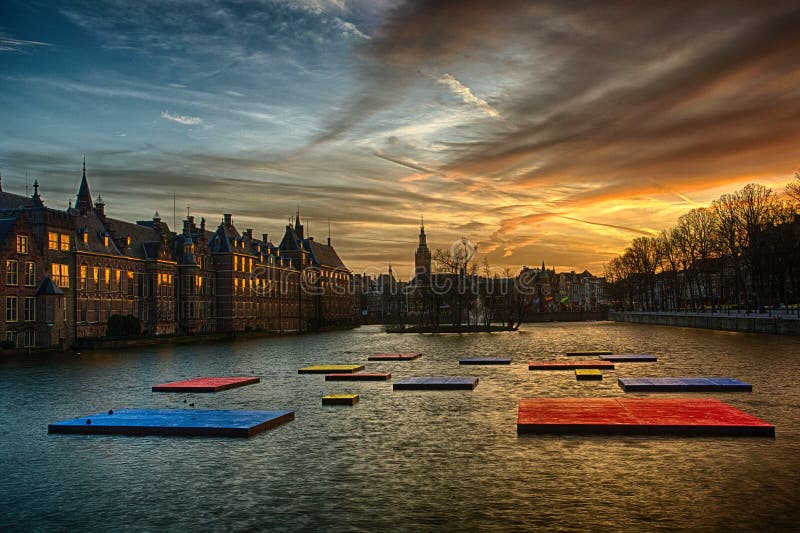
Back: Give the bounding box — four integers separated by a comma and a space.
126, 236, 132, 246
81, 230, 88, 244
103, 234, 109, 247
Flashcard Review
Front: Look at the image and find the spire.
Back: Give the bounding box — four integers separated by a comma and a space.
388, 261, 393, 275
294, 206, 304, 239
76, 155, 94, 213
541, 260, 546, 272
417, 215, 428, 251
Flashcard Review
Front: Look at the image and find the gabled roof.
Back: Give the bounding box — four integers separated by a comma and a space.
304, 238, 348, 270
36, 276, 64, 296
279, 225, 304, 252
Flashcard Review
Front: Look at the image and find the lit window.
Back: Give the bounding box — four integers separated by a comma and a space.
51, 263, 70, 288
5, 260, 18, 285
6, 296, 18, 322
48, 232, 59, 250
24, 262, 36, 287
16, 235, 28, 254
80, 265, 88, 290
59, 234, 71, 251
103, 235, 109, 247
83, 232, 89, 244
93, 267, 99, 286
104, 268, 110, 288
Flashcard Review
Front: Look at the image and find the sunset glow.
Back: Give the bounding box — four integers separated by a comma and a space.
1, 1, 798, 277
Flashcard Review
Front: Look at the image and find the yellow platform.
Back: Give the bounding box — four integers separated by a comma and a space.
322, 394, 360, 406
298, 364, 365, 374
575, 369, 603, 380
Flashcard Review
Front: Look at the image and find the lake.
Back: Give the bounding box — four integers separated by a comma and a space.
1, 322, 798, 531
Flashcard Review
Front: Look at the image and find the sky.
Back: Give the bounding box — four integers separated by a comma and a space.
1, 0, 799, 279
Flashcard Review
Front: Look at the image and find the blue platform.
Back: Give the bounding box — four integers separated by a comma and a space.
394, 377, 479, 390
600, 354, 657, 362
459, 358, 512, 365
618, 377, 752, 392
48, 409, 295, 437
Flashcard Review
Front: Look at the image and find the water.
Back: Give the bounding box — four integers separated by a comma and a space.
1, 323, 798, 532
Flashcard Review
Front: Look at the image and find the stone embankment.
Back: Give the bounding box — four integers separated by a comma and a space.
610, 311, 800, 335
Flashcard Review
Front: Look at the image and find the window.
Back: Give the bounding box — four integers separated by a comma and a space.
93, 267, 99, 287
6, 296, 18, 322
127, 271, 134, 296
115, 270, 121, 292
5, 260, 18, 285
103, 268, 111, 291
80, 265, 88, 290
233, 256, 239, 271
6, 330, 17, 347
24, 297, 35, 321
22, 330, 35, 348
103, 235, 109, 247
82, 232, 88, 244
16, 235, 29, 254
24, 262, 36, 287
48, 232, 71, 251
51, 263, 69, 288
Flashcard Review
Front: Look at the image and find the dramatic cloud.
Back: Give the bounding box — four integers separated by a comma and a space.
2, 0, 799, 276
160, 111, 203, 125
436, 74, 499, 118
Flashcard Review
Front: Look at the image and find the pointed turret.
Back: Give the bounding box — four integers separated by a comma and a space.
294, 207, 304, 240
76, 155, 93, 213
414, 215, 431, 280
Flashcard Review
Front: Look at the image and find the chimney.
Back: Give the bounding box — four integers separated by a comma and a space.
262, 233, 269, 243
223, 213, 232, 226
94, 196, 106, 221
245, 228, 253, 239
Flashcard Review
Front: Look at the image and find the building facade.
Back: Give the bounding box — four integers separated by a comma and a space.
0, 162, 355, 350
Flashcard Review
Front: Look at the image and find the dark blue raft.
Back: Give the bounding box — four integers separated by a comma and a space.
393, 377, 479, 390
48, 409, 295, 437
459, 358, 512, 365
600, 354, 657, 362
618, 377, 752, 392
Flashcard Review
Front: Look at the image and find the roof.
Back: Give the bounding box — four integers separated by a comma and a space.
304, 238, 348, 270
0, 191, 39, 210
36, 276, 64, 296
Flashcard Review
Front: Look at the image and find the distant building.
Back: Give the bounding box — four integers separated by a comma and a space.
0, 160, 355, 350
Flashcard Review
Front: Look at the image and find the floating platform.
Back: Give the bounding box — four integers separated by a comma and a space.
368, 353, 421, 361
325, 373, 391, 381
322, 394, 359, 406
393, 377, 479, 390
48, 409, 295, 438
618, 377, 753, 392
151, 377, 260, 393
529, 361, 615, 370
516, 398, 774, 436
566, 350, 613, 356
459, 357, 512, 365
576, 369, 603, 381
298, 364, 365, 374
600, 354, 657, 362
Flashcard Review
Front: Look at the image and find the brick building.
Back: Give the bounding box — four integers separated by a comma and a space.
0, 161, 355, 350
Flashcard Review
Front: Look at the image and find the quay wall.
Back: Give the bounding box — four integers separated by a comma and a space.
610, 311, 800, 336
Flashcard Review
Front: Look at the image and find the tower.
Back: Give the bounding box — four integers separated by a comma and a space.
414, 216, 431, 279
76, 155, 93, 214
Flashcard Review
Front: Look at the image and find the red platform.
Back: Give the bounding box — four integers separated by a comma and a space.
517, 398, 775, 436
529, 361, 615, 370
368, 353, 421, 361
152, 377, 260, 393
325, 373, 392, 381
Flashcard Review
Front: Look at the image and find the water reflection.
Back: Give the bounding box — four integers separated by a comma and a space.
1, 323, 798, 531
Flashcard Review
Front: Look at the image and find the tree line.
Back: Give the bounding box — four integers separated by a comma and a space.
604, 173, 800, 313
